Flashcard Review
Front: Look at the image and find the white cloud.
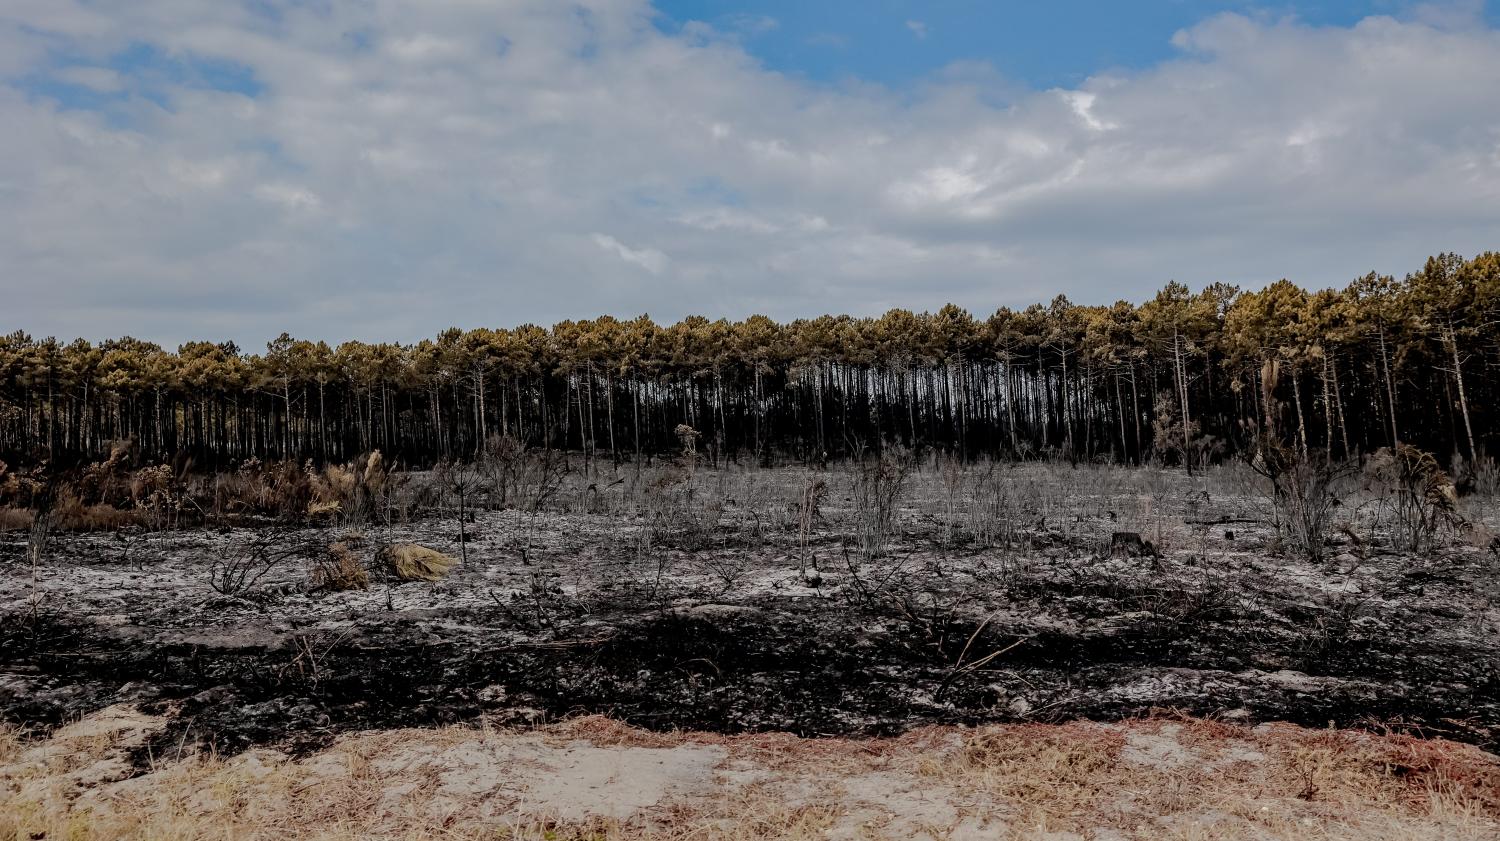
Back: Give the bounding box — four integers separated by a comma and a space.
724, 14, 779, 36
254, 183, 322, 212
1407, 0, 1488, 29
0, 3, 1498, 346
593, 233, 669, 274
1060, 90, 1117, 132
53, 65, 123, 92
906, 20, 929, 40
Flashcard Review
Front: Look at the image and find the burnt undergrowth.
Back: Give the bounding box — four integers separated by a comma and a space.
3, 588, 1495, 763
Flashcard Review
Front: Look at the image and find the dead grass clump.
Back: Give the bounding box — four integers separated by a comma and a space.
1363, 733, 1500, 817
313, 542, 370, 591
208, 454, 399, 523
384, 543, 458, 582
211, 458, 314, 519
948, 724, 1125, 814
1252, 723, 1500, 832
0, 721, 20, 763
0, 506, 33, 531
307, 458, 401, 522
49, 489, 143, 532
311, 463, 358, 508
550, 715, 712, 750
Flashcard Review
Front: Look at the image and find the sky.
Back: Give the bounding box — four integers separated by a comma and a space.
1, 1, 1498, 348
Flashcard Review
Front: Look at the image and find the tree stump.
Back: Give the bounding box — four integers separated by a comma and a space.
1109, 532, 1159, 559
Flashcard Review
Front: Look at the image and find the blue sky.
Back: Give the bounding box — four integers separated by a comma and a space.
1, 1, 1498, 345
652, 1, 1497, 87
20, 42, 263, 121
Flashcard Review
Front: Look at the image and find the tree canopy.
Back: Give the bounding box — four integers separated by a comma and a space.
3, 252, 1497, 469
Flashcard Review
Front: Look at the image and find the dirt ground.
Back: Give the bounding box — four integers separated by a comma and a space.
4, 706, 1498, 840
2, 461, 1498, 836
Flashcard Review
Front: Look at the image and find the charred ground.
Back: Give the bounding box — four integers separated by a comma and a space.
2, 459, 1498, 760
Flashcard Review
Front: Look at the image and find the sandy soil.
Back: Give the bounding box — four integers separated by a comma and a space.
4, 705, 1497, 840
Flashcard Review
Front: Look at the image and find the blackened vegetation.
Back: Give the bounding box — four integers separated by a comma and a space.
3, 436, 1497, 765
1109, 532, 1158, 559
3, 536, 1496, 761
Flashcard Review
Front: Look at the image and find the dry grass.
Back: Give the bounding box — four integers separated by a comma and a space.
0, 496, 143, 534
51, 491, 144, 532
0, 506, 32, 532
312, 542, 370, 591
383, 543, 458, 582
2, 712, 1496, 841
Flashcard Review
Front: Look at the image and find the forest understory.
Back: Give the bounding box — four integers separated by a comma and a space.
2, 454, 1499, 838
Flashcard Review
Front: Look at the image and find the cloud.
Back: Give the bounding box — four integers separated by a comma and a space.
1406, 0, 1488, 29
593, 233, 670, 274
52, 65, 123, 92
906, 20, 929, 40
0, 2, 1498, 347
724, 14, 779, 36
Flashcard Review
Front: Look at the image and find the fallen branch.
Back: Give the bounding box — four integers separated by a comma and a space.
476, 635, 616, 652
935, 613, 1031, 702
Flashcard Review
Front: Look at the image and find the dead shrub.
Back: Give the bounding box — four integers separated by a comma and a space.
964, 462, 1025, 549
312, 542, 370, 591
0, 462, 47, 508
67, 440, 136, 507
435, 462, 488, 565
517, 447, 569, 515
1452, 453, 1500, 499
209, 531, 305, 596
478, 434, 526, 507
480, 435, 568, 515
795, 475, 826, 563
1365, 444, 1463, 554
1248, 441, 1355, 563
494, 444, 571, 558
644, 465, 722, 551
851, 446, 911, 560
675, 423, 701, 461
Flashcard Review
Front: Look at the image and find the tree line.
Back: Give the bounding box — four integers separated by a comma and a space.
2, 252, 1496, 471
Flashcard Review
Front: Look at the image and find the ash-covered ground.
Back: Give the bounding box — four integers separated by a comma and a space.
3, 462, 1498, 757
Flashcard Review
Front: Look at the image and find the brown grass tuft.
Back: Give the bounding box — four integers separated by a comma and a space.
384, 543, 458, 582
50, 490, 143, 531
313, 542, 370, 591
0, 506, 33, 532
